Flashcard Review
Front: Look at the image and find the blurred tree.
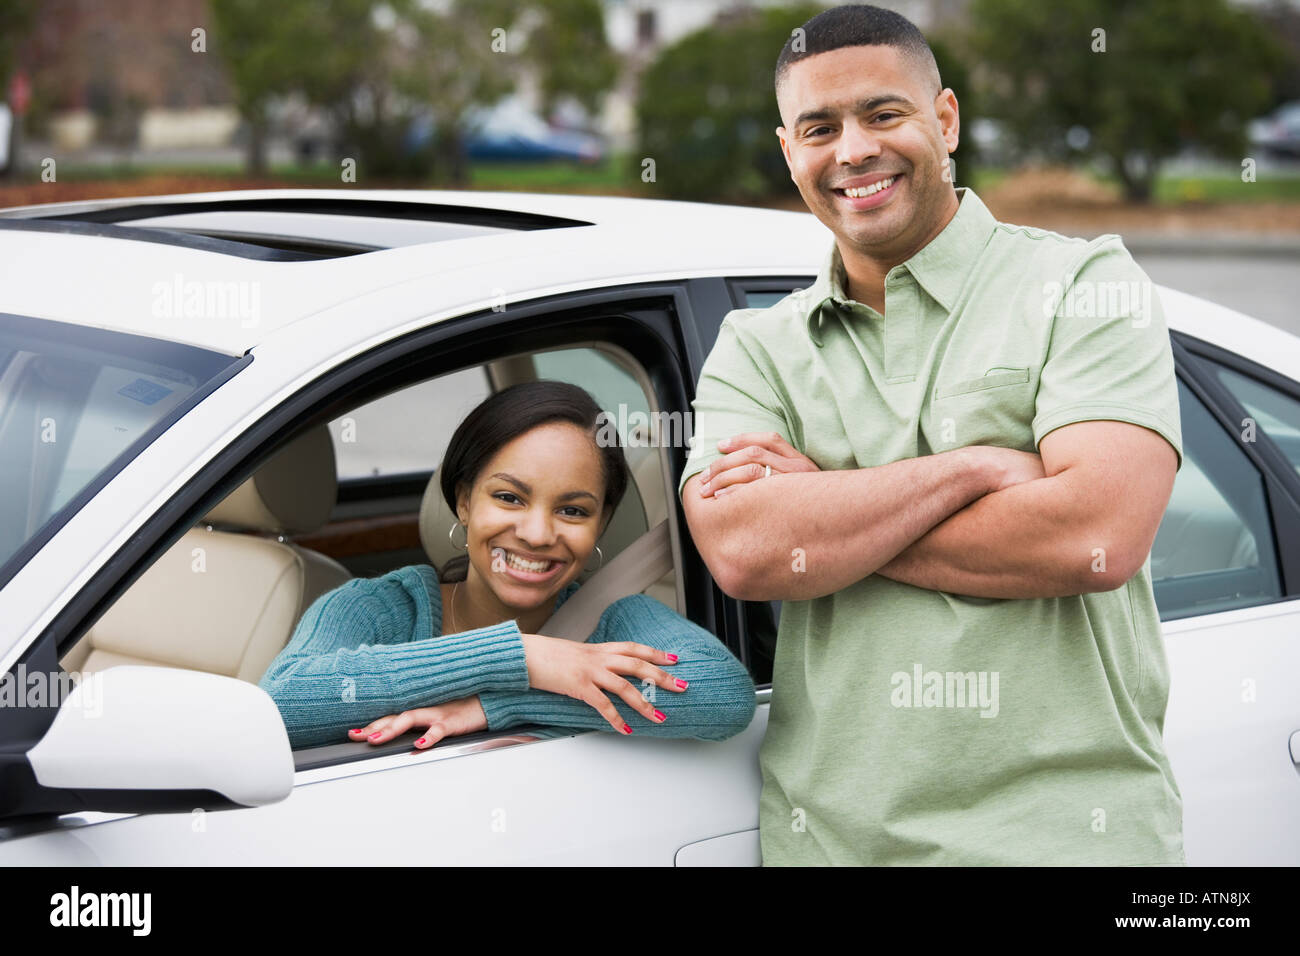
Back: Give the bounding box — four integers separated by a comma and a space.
0, 0, 36, 180
929, 35, 980, 189
0, 0, 35, 87
636, 4, 824, 202
210, 0, 345, 174
389, 0, 619, 183
213, 0, 618, 183
970, 0, 1290, 201
520, 0, 619, 119
1256, 0, 1300, 106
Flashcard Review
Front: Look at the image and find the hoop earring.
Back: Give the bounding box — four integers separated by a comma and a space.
448, 521, 468, 550
585, 545, 603, 572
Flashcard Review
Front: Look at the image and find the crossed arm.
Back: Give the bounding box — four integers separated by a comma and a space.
680, 420, 1178, 601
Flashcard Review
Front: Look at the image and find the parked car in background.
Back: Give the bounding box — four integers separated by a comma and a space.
411, 99, 605, 164
0, 190, 1296, 864
1249, 100, 1300, 159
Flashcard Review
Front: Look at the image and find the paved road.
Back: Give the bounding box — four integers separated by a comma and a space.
1134, 252, 1300, 338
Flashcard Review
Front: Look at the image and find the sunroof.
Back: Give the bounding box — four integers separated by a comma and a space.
3, 197, 593, 260
126, 211, 508, 255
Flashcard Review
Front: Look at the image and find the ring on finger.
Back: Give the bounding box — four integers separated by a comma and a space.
764, 464, 772, 478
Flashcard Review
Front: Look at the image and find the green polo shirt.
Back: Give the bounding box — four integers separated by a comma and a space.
678, 187, 1184, 865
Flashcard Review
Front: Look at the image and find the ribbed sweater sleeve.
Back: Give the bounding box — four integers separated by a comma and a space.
477, 593, 757, 741
259, 565, 538, 748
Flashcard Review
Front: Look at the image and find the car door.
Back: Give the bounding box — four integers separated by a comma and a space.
1155, 335, 1300, 866
0, 281, 768, 866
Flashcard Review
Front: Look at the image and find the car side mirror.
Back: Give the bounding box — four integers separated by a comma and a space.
18, 666, 293, 814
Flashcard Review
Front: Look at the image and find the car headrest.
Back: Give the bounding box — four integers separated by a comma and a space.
419, 473, 460, 572
205, 426, 338, 535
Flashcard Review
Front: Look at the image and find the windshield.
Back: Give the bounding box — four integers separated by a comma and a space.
0, 313, 240, 586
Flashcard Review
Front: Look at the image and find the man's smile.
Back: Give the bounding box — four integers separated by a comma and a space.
831, 173, 902, 208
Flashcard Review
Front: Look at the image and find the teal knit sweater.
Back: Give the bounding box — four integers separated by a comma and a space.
259, 565, 757, 749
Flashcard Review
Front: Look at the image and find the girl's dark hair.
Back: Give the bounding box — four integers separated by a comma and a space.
437, 380, 629, 582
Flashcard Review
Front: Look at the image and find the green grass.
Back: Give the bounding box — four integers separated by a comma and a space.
469, 154, 647, 193
1152, 172, 1300, 203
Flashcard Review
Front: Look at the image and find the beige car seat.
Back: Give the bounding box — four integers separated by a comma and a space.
60, 426, 351, 683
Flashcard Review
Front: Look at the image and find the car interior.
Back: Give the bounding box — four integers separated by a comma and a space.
57, 342, 684, 752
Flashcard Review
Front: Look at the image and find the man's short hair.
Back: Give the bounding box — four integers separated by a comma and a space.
775, 4, 942, 99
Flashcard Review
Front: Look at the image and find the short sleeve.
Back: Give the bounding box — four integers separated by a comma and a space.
678, 310, 796, 497
1032, 237, 1183, 470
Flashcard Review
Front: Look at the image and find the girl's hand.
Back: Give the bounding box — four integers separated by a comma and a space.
520, 633, 686, 734
349, 695, 488, 749
698, 431, 820, 497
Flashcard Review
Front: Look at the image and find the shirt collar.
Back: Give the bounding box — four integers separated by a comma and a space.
800, 186, 998, 346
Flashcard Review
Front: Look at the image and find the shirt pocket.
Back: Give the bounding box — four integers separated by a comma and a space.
927, 365, 1036, 450
933, 366, 1031, 400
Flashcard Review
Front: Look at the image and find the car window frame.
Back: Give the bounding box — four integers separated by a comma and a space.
1171, 332, 1300, 597
1151, 370, 1287, 619
8, 282, 724, 787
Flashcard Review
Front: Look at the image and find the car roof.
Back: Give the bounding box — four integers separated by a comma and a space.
1, 188, 1296, 384
0, 189, 829, 356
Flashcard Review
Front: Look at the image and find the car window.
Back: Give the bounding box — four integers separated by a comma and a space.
1208, 362, 1300, 477
0, 315, 237, 582
327, 366, 491, 479
742, 290, 790, 310
1150, 378, 1284, 619
534, 348, 647, 436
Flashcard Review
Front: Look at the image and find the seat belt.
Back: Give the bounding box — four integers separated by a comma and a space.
538, 519, 674, 642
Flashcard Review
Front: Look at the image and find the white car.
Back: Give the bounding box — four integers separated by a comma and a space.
0, 190, 1296, 865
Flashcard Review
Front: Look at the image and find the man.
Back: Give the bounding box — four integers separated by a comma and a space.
678, 4, 1184, 865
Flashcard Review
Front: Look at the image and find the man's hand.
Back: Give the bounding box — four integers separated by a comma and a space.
681, 434, 1053, 601
698, 431, 1045, 496
876, 420, 1178, 597
697, 431, 820, 497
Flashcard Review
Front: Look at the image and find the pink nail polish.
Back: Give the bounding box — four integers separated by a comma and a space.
348, 729, 360, 734
622, 723, 632, 735
666, 653, 679, 662
675, 678, 689, 689
654, 710, 665, 722
415, 738, 426, 746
